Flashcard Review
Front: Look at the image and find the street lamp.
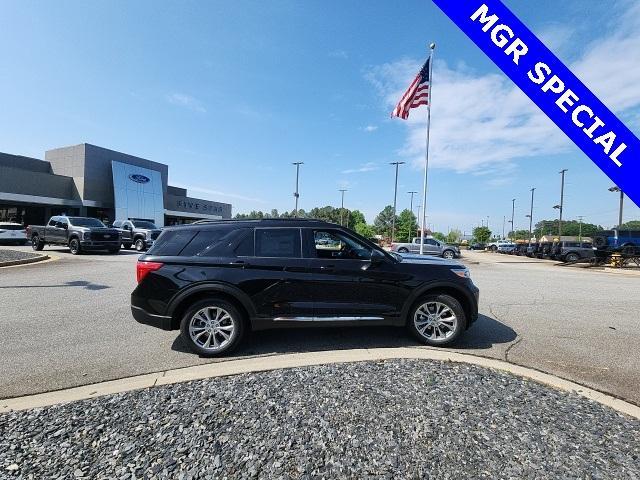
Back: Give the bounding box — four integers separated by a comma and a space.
528, 187, 536, 246
339, 189, 347, 226
408, 191, 418, 213
292, 162, 303, 217
608, 186, 624, 229
390, 161, 405, 243
510, 198, 515, 240
557, 169, 567, 236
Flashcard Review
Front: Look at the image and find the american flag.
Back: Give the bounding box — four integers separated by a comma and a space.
391, 58, 430, 119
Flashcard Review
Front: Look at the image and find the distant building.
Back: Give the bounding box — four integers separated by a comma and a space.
0, 143, 231, 226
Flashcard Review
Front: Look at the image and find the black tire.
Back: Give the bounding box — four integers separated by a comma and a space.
442, 250, 455, 259
621, 245, 636, 256
490, 245, 497, 252
180, 298, 245, 357
398, 247, 409, 253
593, 236, 607, 249
69, 238, 81, 255
565, 252, 580, 262
31, 235, 44, 251
108, 247, 121, 254
134, 238, 146, 252
407, 293, 466, 347
122, 243, 132, 249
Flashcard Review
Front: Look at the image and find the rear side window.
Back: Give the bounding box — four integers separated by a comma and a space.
255, 228, 301, 258
148, 229, 197, 256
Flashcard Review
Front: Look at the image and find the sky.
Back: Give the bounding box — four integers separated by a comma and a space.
1, 0, 639, 235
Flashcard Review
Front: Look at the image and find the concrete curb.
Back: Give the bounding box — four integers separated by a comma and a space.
0, 254, 49, 268
2, 348, 639, 419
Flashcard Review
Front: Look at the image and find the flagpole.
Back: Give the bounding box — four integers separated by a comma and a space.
419, 43, 435, 255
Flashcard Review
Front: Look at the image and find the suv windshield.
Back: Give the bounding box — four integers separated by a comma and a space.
67, 217, 106, 228
132, 221, 158, 229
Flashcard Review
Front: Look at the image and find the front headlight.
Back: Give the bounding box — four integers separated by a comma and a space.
146, 231, 152, 239
83, 231, 91, 240
451, 267, 470, 279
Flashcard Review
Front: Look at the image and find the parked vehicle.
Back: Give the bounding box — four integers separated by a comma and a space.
132, 219, 479, 356
468, 242, 486, 250
0, 222, 27, 245
486, 239, 513, 252
112, 219, 162, 251
525, 242, 539, 257
28, 216, 122, 255
592, 229, 640, 254
555, 239, 595, 262
496, 242, 516, 253
390, 237, 460, 259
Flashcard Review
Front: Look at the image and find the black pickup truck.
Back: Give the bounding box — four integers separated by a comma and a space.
28, 216, 122, 255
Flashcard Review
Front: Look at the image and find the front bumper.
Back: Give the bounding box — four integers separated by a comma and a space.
80, 240, 121, 249
131, 305, 173, 330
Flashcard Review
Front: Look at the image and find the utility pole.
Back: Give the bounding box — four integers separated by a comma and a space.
414, 205, 422, 239
528, 187, 536, 246
408, 191, 417, 214
578, 215, 584, 241
502, 215, 506, 240
510, 198, 515, 240
292, 162, 303, 217
390, 161, 405, 243
558, 169, 567, 236
339, 189, 347, 226
608, 186, 624, 229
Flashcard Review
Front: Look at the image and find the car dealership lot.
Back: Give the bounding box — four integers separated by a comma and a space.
1, 246, 639, 405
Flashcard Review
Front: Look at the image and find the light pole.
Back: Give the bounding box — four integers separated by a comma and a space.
414, 205, 422, 239
578, 215, 584, 241
558, 169, 567, 236
486, 216, 490, 236
390, 161, 405, 242
339, 189, 347, 226
528, 187, 536, 246
292, 162, 303, 217
502, 215, 506, 240
608, 186, 624, 229
510, 198, 515, 240
408, 191, 417, 214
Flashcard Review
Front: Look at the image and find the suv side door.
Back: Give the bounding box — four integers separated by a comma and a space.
247, 227, 314, 320
306, 228, 406, 320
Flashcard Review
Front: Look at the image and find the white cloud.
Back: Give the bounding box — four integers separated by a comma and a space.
368, 2, 640, 175
341, 162, 379, 174
166, 93, 206, 113
361, 125, 378, 132
175, 184, 266, 204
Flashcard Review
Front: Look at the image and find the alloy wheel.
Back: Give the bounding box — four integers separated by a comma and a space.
135, 239, 145, 251
188, 306, 236, 352
414, 301, 458, 342
443, 250, 454, 259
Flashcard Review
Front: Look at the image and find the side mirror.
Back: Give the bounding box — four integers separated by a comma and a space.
370, 249, 387, 264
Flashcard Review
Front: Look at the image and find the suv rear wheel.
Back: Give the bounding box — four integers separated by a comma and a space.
408, 294, 465, 346
565, 252, 580, 262
180, 299, 245, 357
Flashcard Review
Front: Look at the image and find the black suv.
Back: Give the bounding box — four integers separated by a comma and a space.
131, 219, 479, 356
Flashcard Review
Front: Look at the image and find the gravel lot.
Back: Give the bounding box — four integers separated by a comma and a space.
2, 359, 639, 479
0, 249, 39, 264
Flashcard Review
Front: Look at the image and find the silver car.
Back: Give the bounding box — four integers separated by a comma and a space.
391, 237, 460, 259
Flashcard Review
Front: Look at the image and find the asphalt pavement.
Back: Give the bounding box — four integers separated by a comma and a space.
0, 246, 639, 405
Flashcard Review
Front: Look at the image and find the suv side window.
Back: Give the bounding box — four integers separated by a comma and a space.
148, 229, 198, 256
255, 228, 301, 258
313, 229, 372, 260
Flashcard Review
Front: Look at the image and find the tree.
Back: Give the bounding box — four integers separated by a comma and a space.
447, 229, 462, 244
354, 222, 375, 239
432, 231, 447, 242
620, 220, 640, 229
533, 219, 604, 238
396, 209, 417, 242
473, 226, 491, 243
374, 206, 397, 239
349, 210, 366, 229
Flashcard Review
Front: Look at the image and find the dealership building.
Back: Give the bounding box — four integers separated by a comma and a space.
0, 143, 232, 227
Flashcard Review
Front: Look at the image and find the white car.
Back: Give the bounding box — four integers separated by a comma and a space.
486, 239, 513, 252
0, 222, 27, 245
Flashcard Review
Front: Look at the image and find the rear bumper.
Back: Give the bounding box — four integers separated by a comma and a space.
131, 305, 173, 330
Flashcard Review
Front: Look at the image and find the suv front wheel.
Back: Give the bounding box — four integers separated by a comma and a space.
180, 299, 245, 357
408, 294, 465, 346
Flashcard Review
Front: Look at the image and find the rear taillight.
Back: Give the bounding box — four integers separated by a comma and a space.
136, 261, 164, 283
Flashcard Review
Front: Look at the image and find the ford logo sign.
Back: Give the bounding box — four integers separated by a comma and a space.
129, 174, 150, 184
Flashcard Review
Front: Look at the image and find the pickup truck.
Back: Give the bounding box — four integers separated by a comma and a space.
112, 219, 162, 251
390, 237, 460, 259
28, 216, 122, 255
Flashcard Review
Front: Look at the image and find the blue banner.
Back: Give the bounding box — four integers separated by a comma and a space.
432, 0, 639, 207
